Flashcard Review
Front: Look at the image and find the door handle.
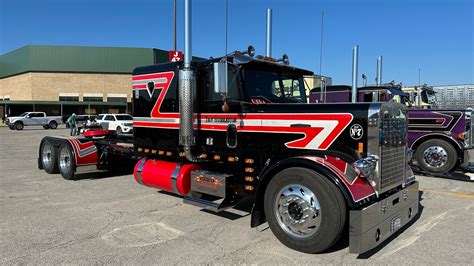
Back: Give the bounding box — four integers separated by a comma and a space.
290, 123, 311, 128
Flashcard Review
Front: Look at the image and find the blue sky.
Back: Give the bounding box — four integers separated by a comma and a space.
1, 0, 472, 85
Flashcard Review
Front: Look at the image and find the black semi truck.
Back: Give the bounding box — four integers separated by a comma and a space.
37, 0, 419, 254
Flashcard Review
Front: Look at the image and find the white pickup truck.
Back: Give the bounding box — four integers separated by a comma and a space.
6, 112, 63, 130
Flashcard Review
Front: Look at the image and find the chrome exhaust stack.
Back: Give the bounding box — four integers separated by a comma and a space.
376, 56, 383, 86
351, 45, 359, 103
266, 8, 272, 58
179, 0, 198, 162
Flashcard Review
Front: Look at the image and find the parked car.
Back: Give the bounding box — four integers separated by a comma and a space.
95, 114, 133, 134
6, 112, 63, 130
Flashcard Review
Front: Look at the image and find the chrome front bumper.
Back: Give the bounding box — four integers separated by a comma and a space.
349, 181, 419, 254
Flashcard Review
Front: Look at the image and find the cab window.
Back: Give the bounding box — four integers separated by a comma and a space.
243, 68, 306, 103
197, 64, 241, 113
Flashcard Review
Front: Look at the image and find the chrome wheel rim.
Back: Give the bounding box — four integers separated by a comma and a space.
42, 143, 53, 169
59, 147, 71, 173
423, 146, 448, 168
274, 184, 321, 238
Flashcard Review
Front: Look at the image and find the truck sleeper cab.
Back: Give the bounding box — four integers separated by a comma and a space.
132, 54, 419, 254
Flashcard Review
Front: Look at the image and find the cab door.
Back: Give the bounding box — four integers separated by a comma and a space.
196, 64, 247, 156
23, 113, 36, 126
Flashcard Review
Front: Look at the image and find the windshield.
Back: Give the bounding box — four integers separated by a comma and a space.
243, 68, 306, 103
115, 115, 133, 120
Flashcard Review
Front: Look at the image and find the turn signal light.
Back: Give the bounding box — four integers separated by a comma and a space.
358, 142, 364, 153
245, 176, 254, 182
458, 133, 464, 140
245, 185, 254, 191
245, 167, 254, 173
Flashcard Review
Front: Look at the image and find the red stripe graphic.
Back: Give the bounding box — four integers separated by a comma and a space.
133, 71, 353, 150
132, 71, 175, 118
67, 138, 98, 166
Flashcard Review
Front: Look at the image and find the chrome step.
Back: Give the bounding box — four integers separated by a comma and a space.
183, 196, 235, 212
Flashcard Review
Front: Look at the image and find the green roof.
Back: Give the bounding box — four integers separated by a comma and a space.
0, 45, 169, 78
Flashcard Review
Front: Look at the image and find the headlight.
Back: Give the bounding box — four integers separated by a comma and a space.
352, 155, 378, 187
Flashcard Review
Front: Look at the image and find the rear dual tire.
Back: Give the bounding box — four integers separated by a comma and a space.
58, 143, 76, 180
264, 167, 347, 253
40, 141, 59, 174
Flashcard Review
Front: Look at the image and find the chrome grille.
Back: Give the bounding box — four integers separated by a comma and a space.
380, 117, 407, 190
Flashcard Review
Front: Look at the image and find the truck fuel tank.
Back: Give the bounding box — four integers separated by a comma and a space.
134, 159, 201, 195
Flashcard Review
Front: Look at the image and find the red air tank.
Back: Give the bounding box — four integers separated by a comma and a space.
133, 159, 201, 196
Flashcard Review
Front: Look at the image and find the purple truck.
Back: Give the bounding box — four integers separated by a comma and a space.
310, 85, 473, 176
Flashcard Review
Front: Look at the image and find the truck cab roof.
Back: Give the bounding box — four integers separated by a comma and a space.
133, 54, 314, 77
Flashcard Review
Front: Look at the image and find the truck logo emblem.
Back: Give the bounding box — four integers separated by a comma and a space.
350, 124, 363, 140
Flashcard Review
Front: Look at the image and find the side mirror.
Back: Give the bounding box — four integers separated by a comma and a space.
213, 62, 228, 94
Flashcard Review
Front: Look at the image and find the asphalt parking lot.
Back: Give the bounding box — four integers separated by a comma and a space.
1, 126, 473, 264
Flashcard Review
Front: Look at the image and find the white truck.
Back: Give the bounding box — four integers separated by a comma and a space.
6, 112, 63, 130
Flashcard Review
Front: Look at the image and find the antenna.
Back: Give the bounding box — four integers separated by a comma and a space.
418, 68, 421, 85
225, 0, 229, 59
319, 11, 324, 103
319, 11, 324, 78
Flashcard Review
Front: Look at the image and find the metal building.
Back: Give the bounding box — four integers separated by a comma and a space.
433, 84, 474, 109
0, 45, 171, 118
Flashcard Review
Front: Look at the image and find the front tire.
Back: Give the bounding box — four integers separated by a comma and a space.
40, 141, 59, 174
58, 143, 76, 180
14, 122, 24, 130
264, 167, 347, 253
416, 139, 458, 174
